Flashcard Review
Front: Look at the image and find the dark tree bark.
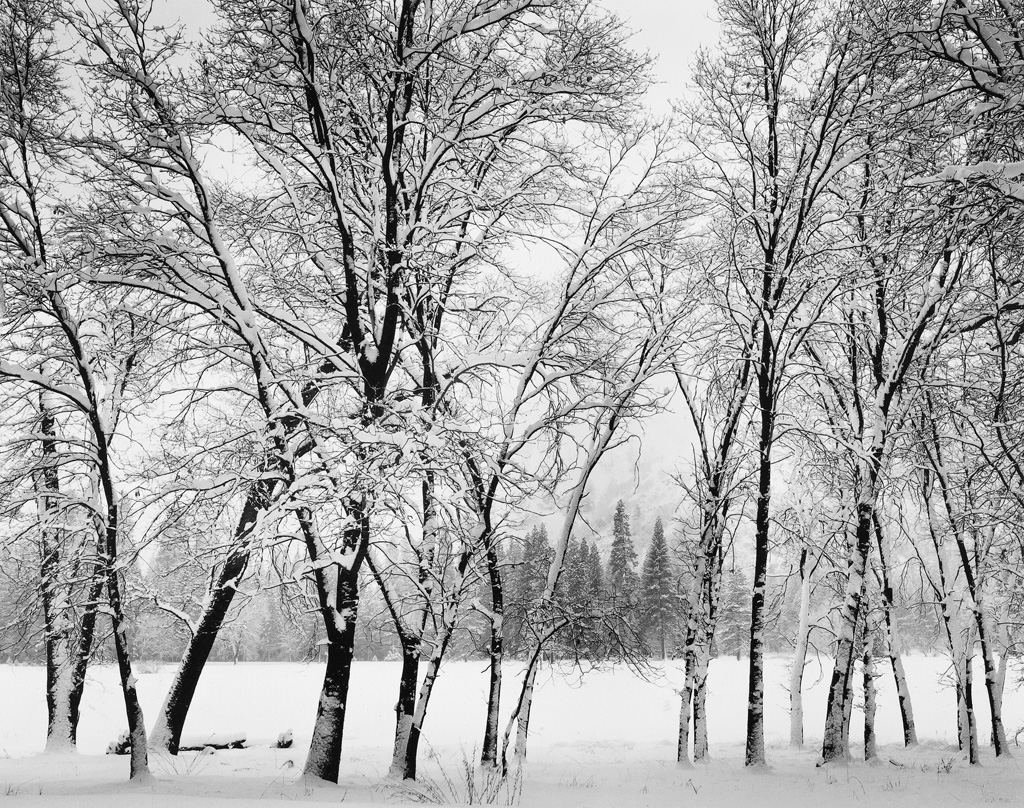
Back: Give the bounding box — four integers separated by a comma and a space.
150, 476, 276, 753
822, 492, 874, 764
480, 530, 504, 768
301, 506, 368, 783
871, 513, 918, 747
745, 385, 773, 767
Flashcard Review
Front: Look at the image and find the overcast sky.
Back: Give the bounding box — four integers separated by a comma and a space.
163, 0, 721, 110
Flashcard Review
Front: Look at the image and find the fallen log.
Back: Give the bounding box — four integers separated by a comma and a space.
178, 732, 247, 751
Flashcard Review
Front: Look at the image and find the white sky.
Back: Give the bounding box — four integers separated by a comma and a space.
164, 0, 721, 109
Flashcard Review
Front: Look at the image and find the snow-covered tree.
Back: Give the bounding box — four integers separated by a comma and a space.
640, 517, 675, 659
607, 500, 639, 598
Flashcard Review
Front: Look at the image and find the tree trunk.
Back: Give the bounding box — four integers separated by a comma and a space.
514, 661, 538, 761
993, 648, 1008, 749
923, 472, 977, 763
961, 642, 979, 763
301, 498, 367, 783
821, 485, 874, 764
389, 642, 420, 779
103, 513, 149, 779
692, 645, 710, 761
745, 385, 773, 767
863, 635, 877, 762
36, 397, 83, 752
66, 569, 105, 747
150, 479, 275, 753
872, 514, 917, 746
303, 562, 360, 783
403, 644, 454, 780
969, 594, 1009, 756
841, 664, 854, 759
480, 534, 504, 768
789, 549, 811, 749
498, 620, 567, 770
677, 643, 695, 766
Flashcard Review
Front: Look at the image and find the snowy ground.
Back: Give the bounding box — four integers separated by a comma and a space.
0, 655, 1020, 806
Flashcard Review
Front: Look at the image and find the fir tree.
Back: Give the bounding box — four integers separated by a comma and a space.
640, 517, 676, 659
607, 500, 638, 597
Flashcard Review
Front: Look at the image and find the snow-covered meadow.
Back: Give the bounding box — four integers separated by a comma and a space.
0, 655, 1020, 806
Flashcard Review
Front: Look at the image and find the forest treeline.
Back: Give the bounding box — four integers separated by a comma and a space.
1, 499, 940, 667
1, 0, 1023, 784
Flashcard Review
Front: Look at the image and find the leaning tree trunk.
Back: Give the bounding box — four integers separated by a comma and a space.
872, 514, 917, 746
514, 660, 539, 761
63, 567, 106, 749
498, 618, 568, 770
150, 478, 276, 753
993, 636, 1008, 749
403, 638, 459, 781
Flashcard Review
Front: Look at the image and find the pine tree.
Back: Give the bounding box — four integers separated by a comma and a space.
640, 517, 676, 659
607, 500, 638, 596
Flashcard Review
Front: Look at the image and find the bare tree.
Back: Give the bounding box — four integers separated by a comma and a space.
0, 0, 153, 777
686, 0, 876, 766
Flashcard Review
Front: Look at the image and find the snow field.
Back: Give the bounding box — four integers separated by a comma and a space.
0, 654, 1020, 806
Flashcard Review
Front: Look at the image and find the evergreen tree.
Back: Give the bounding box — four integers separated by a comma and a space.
640, 517, 676, 659
553, 537, 589, 657
561, 537, 588, 608
607, 500, 638, 597
585, 540, 604, 600
716, 569, 750, 660
522, 524, 553, 605
505, 525, 552, 655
